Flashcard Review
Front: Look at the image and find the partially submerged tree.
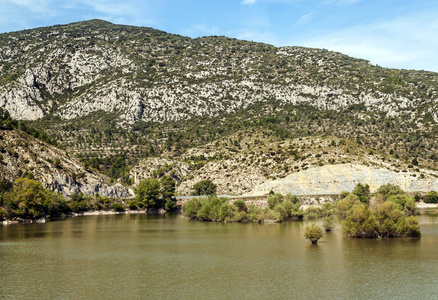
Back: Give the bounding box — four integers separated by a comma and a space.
304, 223, 324, 244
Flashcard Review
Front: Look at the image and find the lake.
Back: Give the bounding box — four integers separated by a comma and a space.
1, 212, 438, 299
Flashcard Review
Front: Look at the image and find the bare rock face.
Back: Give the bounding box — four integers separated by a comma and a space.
0, 129, 129, 198
245, 164, 438, 196
0, 86, 45, 120
0, 20, 436, 126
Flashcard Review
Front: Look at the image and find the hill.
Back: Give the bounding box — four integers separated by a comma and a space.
0, 20, 437, 194
0, 109, 128, 197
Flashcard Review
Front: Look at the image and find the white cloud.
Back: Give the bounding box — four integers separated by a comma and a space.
297, 12, 315, 24
296, 13, 438, 71
241, 0, 257, 5
180, 24, 220, 37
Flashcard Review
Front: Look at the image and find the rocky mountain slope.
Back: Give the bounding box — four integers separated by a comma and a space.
130, 133, 438, 195
0, 128, 129, 197
1, 20, 437, 125
0, 20, 438, 195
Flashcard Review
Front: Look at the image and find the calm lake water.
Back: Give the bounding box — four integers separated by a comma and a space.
1, 212, 438, 299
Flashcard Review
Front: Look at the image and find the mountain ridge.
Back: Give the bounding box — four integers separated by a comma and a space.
0, 20, 437, 194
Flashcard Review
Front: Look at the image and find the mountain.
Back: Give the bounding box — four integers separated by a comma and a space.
0, 109, 129, 197
0, 20, 438, 195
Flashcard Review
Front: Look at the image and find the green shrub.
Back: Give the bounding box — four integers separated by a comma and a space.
340, 191, 350, 199
267, 193, 283, 209
274, 204, 287, 221
322, 215, 336, 231
304, 224, 324, 244
424, 191, 438, 204
284, 193, 300, 204
376, 184, 405, 201
343, 199, 420, 238
386, 194, 414, 210
192, 179, 217, 196
305, 206, 322, 220
352, 183, 370, 204
233, 200, 247, 212
111, 202, 125, 212
337, 194, 360, 215
219, 203, 232, 221
183, 198, 203, 219
396, 216, 421, 237
0, 207, 5, 221
127, 200, 138, 210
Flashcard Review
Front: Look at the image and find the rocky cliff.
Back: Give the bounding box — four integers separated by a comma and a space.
0, 129, 129, 197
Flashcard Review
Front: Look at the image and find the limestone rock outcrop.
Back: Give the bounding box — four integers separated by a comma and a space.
245, 164, 438, 196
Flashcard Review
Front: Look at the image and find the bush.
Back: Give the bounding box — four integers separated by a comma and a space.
305, 206, 322, 220
424, 191, 438, 204
352, 183, 370, 204
284, 193, 300, 204
267, 193, 283, 209
340, 191, 350, 199
396, 216, 421, 237
43, 193, 70, 218
343, 199, 420, 238
192, 179, 217, 196
219, 203, 231, 221
376, 184, 405, 201
304, 224, 324, 244
183, 198, 203, 219
233, 200, 247, 212
322, 215, 336, 231
337, 194, 360, 215
0, 207, 5, 221
386, 194, 415, 210
111, 202, 125, 212
127, 200, 138, 210
274, 204, 287, 221
68, 193, 90, 212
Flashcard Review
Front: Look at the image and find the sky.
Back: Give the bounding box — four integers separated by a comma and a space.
1, 0, 438, 72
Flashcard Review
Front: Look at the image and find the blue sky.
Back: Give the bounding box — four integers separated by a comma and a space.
1, 0, 438, 72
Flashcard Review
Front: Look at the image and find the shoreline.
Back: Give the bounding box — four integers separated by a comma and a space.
1, 208, 171, 225
2, 202, 437, 226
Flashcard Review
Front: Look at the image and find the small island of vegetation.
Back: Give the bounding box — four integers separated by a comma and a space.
182, 182, 425, 239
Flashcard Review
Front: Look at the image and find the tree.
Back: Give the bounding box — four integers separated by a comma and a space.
192, 179, 217, 196
5, 178, 46, 219
322, 215, 336, 231
233, 200, 247, 212
4, 178, 69, 219
160, 175, 177, 210
304, 224, 324, 244
136, 178, 160, 208
424, 191, 438, 204
412, 157, 419, 166
352, 183, 370, 204
376, 184, 405, 201
267, 193, 282, 209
